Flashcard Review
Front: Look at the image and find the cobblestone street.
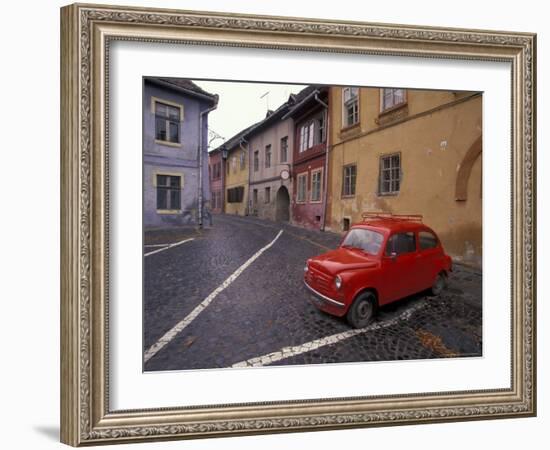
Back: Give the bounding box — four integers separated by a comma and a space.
144, 214, 482, 371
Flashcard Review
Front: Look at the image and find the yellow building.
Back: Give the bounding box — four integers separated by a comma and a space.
222, 125, 254, 216
327, 87, 482, 265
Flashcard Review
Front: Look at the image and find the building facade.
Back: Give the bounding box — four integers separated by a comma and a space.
222, 124, 257, 216
208, 148, 224, 214
326, 86, 482, 264
248, 108, 294, 222
285, 86, 329, 230
143, 77, 218, 229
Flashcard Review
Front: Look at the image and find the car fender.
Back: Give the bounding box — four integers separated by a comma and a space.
337, 269, 380, 309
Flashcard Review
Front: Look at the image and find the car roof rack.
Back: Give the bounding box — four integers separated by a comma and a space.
361, 212, 423, 222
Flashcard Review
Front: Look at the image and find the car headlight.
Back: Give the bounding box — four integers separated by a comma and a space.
304, 264, 309, 273
335, 275, 343, 290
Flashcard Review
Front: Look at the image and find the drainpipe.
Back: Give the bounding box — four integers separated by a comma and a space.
314, 93, 330, 232
198, 100, 218, 228
239, 137, 249, 215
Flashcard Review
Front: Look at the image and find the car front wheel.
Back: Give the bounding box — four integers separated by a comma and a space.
346, 291, 376, 329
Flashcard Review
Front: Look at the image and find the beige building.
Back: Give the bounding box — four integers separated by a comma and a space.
248, 106, 294, 222
327, 87, 482, 265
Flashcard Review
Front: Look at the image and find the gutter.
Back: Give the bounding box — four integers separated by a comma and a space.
313, 93, 330, 232
198, 98, 219, 228
239, 137, 250, 215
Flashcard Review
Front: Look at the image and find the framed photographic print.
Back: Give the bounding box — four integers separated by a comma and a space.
60, 3, 536, 446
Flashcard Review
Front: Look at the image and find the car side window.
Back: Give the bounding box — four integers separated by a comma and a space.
419, 231, 438, 250
385, 232, 416, 256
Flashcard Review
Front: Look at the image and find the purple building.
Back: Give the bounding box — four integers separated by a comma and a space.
143, 77, 218, 228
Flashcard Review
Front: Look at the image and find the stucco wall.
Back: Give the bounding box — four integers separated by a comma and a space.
327, 91, 482, 264
224, 144, 249, 216
143, 81, 213, 228
248, 116, 294, 220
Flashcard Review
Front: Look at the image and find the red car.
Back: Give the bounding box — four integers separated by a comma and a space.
304, 213, 452, 328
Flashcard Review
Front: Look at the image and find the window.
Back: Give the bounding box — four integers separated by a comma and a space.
265, 145, 272, 168
381, 88, 406, 112
385, 232, 416, 256
227, 186, 244, 203
299, 113, 325, 153
211, 191, 221, 210
265, 187, 271, 203
317, 114, 326, 143
154, 100, 181, 143
342, 164, 357, 197
280, 136, 288, 162
311, 169, 322, 202
342, 218, 350, 231
254, 151, 259, 172
296, 173, 307, 203
299, 122, 315, 152
156, 175, 181, 211
342, 87, 359, 127
419, 231, 438, 250
253, 189, 258, 206
240, 151, 246, 170
212, 162, 221, 180
379, 153, 401, 194
231, 156, 237, 173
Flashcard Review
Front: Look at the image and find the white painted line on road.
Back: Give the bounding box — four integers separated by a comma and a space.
144, 243, 171, 248
231, 301, 427, 368
144, 229, 284, 363
144, 238, 194, 257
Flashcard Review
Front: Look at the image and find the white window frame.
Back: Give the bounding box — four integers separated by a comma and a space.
380, 88, 407, 112
342, 87, 359, 127
310, 168, 323, 203
296, 172, 308, 203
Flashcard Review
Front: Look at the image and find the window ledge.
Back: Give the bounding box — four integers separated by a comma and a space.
378, 101, 408, 117
341, 194, 356, 199
377, 192, 399, 197
156, 209, 182, 214
340, 122, 361, 133
155, 139, 182, 148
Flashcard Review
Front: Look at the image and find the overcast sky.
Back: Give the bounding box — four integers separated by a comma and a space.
192, 79, 307, 151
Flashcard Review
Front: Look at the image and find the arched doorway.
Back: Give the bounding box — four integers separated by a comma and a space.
275, 186, 290, 222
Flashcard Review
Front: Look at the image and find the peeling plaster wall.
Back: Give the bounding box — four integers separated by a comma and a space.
327, 89, 482, 265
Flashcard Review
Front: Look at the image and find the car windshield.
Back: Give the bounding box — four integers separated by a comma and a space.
341, 228, 384, 255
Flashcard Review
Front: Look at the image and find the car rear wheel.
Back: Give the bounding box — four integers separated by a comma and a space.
430, 272, 447, 296
346, 291, 376, 329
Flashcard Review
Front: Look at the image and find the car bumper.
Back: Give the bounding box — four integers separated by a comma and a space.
304, 280, 347, 316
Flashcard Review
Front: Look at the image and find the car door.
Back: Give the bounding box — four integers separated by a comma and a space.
380, 231, 419, 303
416, 229, 441, 289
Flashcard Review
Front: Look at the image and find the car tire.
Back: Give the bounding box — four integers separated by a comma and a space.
430, 272, 447, 296
346, 291, 376, 329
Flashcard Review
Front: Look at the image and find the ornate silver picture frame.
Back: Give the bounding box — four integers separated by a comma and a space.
60, 3, 536, 446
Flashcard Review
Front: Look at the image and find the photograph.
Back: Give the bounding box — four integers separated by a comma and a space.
142, 78, 483, 372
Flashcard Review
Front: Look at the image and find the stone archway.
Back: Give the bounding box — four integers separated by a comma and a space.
455, 135, 482, 201
275, 186, 290, 222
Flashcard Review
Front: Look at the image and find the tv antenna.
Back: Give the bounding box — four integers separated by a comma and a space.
260, 91, 270, 111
